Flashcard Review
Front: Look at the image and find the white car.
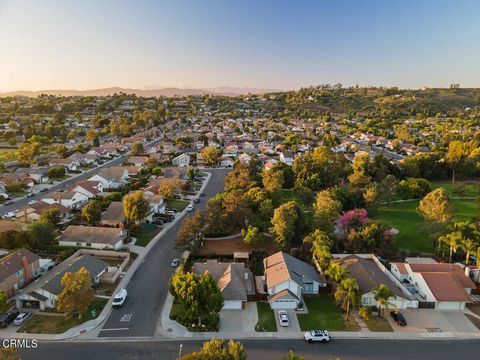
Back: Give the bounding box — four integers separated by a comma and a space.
186, 204, 194, 212
304, 329, 330, 343
3, 211, 15, 219
13, 312, 33, 326
28, 199, 38, 205
278, 310, 289, 327
171, 258, 180, 267
112, 289, 128, 308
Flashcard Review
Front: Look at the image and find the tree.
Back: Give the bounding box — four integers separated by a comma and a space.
304, 229, 333, 271
39, 208, 61, 227
222, 189, 251, 229
270, 201, 299, 251
348, 151, 373, 187
398, 178, 432, 199
378, 175, 399, 204
418, 188, 453, 234
47, 166, 66, 179
313, 190, 341, 235
445, 140, 467, 183
56, 267, 94, 319
372, 284, 395, 318
82, 200, 102, 224
325, 262, 347, 286
0, 291, 8, 314
363, 183, 381, 215
157, 178, 182, 200
335, 277, 359, 321
439, 231, 461, 262
241, 225, 264, 247
461, 238, 476, 265
179, 339, 247, 360
131, 141, 145, 155
186, 167, 198, 182
283, 350, 305, 360
27, 222, 55, 251
93, 134, 100, 147
475, 246, 480, 267
18, 141, 39, 163
176, 212, 205, 251
123, 191, 150, 224
201, 146, 221, 167
262, 169, 284, 193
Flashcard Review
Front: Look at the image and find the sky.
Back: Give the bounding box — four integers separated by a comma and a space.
0, 0, 479, 92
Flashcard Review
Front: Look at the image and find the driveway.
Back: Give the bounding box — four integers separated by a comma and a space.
386, 309, 480, 333
219, 302, 258, 332
274, 309, 301, 333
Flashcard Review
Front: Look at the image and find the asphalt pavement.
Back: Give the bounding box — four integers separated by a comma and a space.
18, 338, 480, 360
98, 169, 229, 338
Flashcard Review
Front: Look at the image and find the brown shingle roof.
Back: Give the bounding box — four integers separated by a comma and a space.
409, 263, 475, 289
0, 249, 40, 282
421, 272, 472, 302
101, 202, 126, 223
58, 225, 125, 245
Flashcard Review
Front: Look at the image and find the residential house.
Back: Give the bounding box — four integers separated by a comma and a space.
238, 153, 252, 165
49, 158, 80, 172
279, 151, 294, 166
88, 167, 129, 189
263, 252, 326, 309
0, 249, 41, 297
335, 254, 418, 310
100, 202, 126, 227
88, 146, 116, 158
14, 167, 49, 184
42, 191, 89, 210
0, 173, 34, 188
16, 253, 108, 310
171, 153, 190, 167
193, 259, 253, 310
218, 156, 234, 168
69, 152, 99, 166
15, 202, 72, 222
58, 225, 127, 250
128, 156, 149, 167
70, 180, 104, 199
142, 191, 166, 214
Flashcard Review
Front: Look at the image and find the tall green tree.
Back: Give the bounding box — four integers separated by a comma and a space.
123, 191, 150, 224
372, 284, 395, 318
241, 225, 264, 248
82, 200, 102, 224
335, 277, 360, 321
270, 201, 299, 251
418, 188, 453, 235
313, 190, 341, 235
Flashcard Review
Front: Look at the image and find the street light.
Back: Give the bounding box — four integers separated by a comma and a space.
178, 344, 183, 358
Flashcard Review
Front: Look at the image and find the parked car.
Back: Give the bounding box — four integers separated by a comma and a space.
26, 192, 35, 198
152, 219, 164, 225
304, 329, 330, 343
13, 312, 33, 326
112, 289, 128, 308
171, 258, 180, 267
278, 310, 289, 327
40, 188, 48, 192
3, 211, 15, 219
390, 311, 407, 326
186, 204, 194, 212
199, 192, 205, 197
3, 201, 14, 206
0, 312, 19, 328
193, 198, 200, 204
28, 199, 38, 205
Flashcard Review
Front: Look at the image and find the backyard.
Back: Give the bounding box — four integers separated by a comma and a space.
255, 302, 277, 332
135, 223, 162, 247
375, 198, 475, 253
18, 298, 107, 334
297, 295, 360, 331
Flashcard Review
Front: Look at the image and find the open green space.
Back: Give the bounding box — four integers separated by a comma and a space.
166, 199, 190, 211
135, 223, 161, 247
18, 298, 107, 334
375, 198, 475, 253
0, 148, 18, 163
365, 316, 393, 332
255, 302, 277, 332
431, 182, 478, 198
297, 295, 359, 331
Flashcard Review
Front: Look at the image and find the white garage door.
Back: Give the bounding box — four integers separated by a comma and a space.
271, 299, 297, 309
223, 300, 243, 309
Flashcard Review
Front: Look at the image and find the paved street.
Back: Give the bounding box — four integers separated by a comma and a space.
19, 339, 480, 360
98, 169, 229, 338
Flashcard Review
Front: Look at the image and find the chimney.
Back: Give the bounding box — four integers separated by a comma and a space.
22, 255, 32, 282
56, 192, 62, 205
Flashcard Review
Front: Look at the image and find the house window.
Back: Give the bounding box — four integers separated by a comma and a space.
362, 297, 371, 305
86, 243, 92, 247
16, 270, 23, 277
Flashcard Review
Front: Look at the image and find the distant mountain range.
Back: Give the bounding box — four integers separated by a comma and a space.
0, 86, 283, 98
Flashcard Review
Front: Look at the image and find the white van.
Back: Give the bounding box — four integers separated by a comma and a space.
112, 289, 128, 308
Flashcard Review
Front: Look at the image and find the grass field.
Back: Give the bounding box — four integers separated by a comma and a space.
135, 223, 162, 247
0, 148, 18, 163
431, 181, 478, 198
255, 302, 277, 332
18, 298, 107, 334
297, 295, 359, 331
375, 198, 475, 253
166, 199, 190, 211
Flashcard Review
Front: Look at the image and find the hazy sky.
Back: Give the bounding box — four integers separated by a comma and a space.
1, 0, 479, 91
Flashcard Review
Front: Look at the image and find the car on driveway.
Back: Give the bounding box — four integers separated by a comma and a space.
171, 259, 180, 267
13, 312, 33, 326
304, 329, 330, 343
28, 199, 38, 205
112, 289, 128, 308
0, 311, 19, 328
390, 311, 407, 326
3, 211, 15, 219
186, 204, 194, 212
278, 310, 289, 327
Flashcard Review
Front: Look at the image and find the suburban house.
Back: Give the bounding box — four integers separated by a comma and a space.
335, 254, 418, 310
49, 158, 80, 172
15, 253, 108, 310
15, 201, 72, 222
163, 167, 188, 180
192, 259, 254, 310
238, 153, 252, 165
58, 225, 127, 250
0, 173, 34, 188
88, 146, 116, 158
42, 191, 89, 210
88, 167, 129, 189
69, 152, 99, 166
70, 180, 104, 199
279, 151, 294, 166
100, 202, 126, 227
142, 191, 166, 214
391, 258, 476, 310
263, 252, 326, 309
171, 153, 190, 167
128, 156, 149, 167
0, 249, 41, 297
14, 167, 49, 184
218, 156, 235, 168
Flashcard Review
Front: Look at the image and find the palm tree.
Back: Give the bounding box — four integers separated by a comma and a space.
460, 238, 477, 266
372, 284, 395, 318
335, 277, 359, 321
325, 262, 347, 286
439, 231, 461, 263
474, 246, 480, 268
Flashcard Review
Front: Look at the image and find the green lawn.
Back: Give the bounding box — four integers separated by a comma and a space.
255, 302, 277, 332
297, 295, 360, 331
365, 316, 393, 332
432, 182, 478, 198
375, 198, 475, 253
0, 148, 18, 163
18, 298, 107, 334
166, 199, 190, 211
135, 223, 161, 247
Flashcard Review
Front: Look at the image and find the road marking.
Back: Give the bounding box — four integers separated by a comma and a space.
120, 313, 132, 322
100, 327, 130, 331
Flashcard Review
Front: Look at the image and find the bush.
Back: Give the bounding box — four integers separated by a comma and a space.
398, 178, 432, 199
129, 224, 140, 237
47, 166, 66, 179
